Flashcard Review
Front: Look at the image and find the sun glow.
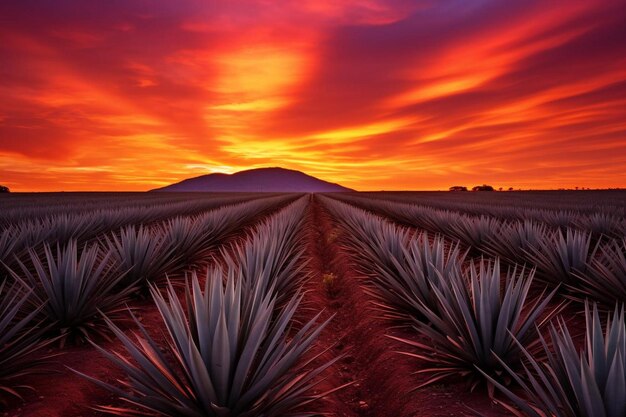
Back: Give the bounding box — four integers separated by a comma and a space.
1, 0, 624, 191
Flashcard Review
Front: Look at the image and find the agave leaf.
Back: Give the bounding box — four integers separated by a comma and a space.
104, 225, 181, 290
0, 278, 56, 402
322, 196, 466, 321
573, 239, 626, 307
79, 198, 339, 416
7, 240, 133, 342
526, 228, 594, 287
397, 258, 558, 389
83, 269, 334, 416
490, 303, 626, 417
604, 352, 625, 417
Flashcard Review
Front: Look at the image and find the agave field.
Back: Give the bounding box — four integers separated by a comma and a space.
1, 191, 625, 417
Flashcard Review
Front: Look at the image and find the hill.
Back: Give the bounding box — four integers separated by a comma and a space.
151, 167, 354, 192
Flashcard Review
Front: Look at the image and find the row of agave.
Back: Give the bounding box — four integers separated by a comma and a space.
0, 195, 294, 403
332, 194, 626, 307
74, 196, 342, 416
352, 193, 626, 240
0, 194, 289, 275
321, 196, 626, 417
0, 194, 256, 232
358, 191, 626, 229
0, 193, 268, 227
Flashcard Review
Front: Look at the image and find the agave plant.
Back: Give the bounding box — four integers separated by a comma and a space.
8, 240, 133, 343
79, 269, 338, 416
391, 259, 560, 392
323, 197, 468, 320
38, 213, 103, 245
344, 213, 411, 273
0, 279, 54, 401
162, 216, 212, 265
226, 201, 308, 303
321, 199, 416, 315
525, 228, 595, 287
104, 225, 180, 291
448, 215, 502, 253
322, 196, 411, 270
571, 238, 626, 306
484, 220, 549, 266
358, 229, 465, 321
196, 205, 250, 240
0, 227, 16, 264
379, 233, 466, 320
415, 208, 459, 236
534, 210, 576, 231
0, 222, 49, 270
575, 213, 622, 239
159, 197, 287, 267
488, 303, 625, 417
193, 194, 293, 247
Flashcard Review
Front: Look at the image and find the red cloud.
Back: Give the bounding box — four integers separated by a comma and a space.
0, 0, 624, 191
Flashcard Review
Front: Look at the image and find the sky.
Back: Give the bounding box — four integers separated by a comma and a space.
1, 0, 625, 191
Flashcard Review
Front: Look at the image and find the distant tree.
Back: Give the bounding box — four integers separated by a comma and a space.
508, 187, 513, 191
0, 185, 9, 193
471, 184, 494, 191
449, 186, 468, 191
498, 187, 503, 191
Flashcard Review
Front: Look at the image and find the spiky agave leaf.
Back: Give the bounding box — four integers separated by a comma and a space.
419, 208, 460, 235
0, 222, 51, 272
391, 259, 560, 392
335, 204, 411, 274
162, 216, 212, 265
104, 225, 181, 291
525, 228, 595, 287
448, 215, 502, 253
321, 198, 417, 317
322, 196, 467, 320
226, 198, 308, 303
40, 213, 102, 244
0, 278, 55, 402
534, 210, 576, 231
575, 213, 622, 239
360, 229, 465, 321
0, 227, 16, 265
8, 240, 134, 343
571, 238, 626, 306
487, 303, 626, 417
348, 221, 415, 318
158, 196, 279, 268
78, 269, 338, 416
379, 233, 466, 321
484, 220, 549, 266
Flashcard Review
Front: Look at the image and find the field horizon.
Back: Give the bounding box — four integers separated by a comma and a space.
3, 166, 624, 193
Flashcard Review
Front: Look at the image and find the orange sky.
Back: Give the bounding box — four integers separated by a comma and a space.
1, 0, 625, 191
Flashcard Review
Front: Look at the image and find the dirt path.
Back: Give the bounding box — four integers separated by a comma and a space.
302, 195, 421, 417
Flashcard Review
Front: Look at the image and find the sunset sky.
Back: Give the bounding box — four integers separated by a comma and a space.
1, 0, 625, 191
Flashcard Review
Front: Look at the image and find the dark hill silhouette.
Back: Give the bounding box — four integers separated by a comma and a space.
151, 167, 354, 192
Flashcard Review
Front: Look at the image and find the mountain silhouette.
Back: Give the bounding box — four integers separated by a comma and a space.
151, 167, 354, 192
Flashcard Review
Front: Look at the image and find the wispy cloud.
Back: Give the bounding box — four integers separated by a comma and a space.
0, 0, 624, 190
